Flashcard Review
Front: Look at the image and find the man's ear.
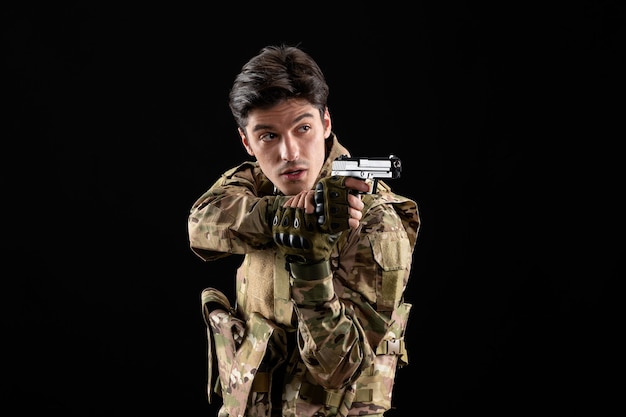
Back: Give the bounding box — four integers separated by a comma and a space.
323, 107, 332, 138
239, 128, 254, 156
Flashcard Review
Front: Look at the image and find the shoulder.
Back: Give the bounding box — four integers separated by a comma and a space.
361, 197, 404, 231
222, 160, 259, 178
361, 184, 420, 247
217, 161, 274, 196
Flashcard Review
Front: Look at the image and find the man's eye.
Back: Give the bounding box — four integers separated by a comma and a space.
299, 125, 311, 133
260, 133, 277, 142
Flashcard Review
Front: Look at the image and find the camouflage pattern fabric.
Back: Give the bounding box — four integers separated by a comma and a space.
190, 134, 421, 416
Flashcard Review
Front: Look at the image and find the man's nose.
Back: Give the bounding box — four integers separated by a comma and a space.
281, 135, 299, 161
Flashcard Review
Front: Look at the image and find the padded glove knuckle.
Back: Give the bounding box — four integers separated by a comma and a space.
315, 175, 351, 234
271, 204, 339, 264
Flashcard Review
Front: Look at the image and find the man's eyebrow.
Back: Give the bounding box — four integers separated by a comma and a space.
251, 123, 272, 133
251, 112, 316, 133
293, 112, 316, 123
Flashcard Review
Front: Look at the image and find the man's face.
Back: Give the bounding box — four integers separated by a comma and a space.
239, 99, 331, 196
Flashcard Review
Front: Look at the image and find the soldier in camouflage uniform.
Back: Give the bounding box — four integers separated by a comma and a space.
188, 45, 420, 417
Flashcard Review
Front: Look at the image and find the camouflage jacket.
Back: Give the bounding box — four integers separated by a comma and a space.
188, 134, 420, 417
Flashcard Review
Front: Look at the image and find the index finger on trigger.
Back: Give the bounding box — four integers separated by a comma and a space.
344, 177, 370, 193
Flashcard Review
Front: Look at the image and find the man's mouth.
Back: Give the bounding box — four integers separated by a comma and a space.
282, 169, 305, 180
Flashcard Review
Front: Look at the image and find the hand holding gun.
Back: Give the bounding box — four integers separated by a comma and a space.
313, 155, 401, 233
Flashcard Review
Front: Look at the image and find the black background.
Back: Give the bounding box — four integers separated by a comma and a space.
3, 2, 622, 416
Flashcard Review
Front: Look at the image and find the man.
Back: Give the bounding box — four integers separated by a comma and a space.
188, 44, 420, 417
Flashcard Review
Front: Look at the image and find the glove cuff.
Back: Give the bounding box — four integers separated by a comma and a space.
289, 259, 331, 281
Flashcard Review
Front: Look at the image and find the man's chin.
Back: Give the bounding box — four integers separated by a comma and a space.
279, 181, 310, 196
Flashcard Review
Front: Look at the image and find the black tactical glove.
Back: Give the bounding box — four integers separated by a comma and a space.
315, 175, 352, 234
272, 205, 340, 266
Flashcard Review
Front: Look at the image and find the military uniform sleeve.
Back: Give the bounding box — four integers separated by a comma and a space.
290, 196, 418, 390
188, 163, 286, 261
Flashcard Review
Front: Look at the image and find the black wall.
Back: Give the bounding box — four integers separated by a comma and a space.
3, 2, 622, 416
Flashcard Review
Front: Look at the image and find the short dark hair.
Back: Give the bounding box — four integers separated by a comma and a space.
228, 45, 329, 130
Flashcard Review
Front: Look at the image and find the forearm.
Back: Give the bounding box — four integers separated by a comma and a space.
188, 191, 280, 259
288, 202, 416, 389
290, 266, 373, 389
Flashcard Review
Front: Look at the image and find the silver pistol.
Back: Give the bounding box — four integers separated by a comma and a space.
331, 154, 401, 193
